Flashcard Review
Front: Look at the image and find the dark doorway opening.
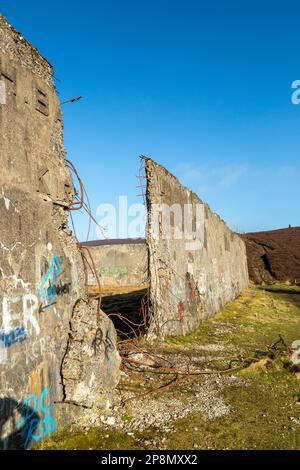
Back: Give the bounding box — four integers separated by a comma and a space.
100, 287, 149, 340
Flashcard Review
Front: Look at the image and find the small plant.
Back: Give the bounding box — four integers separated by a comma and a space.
122, 415, 133, 423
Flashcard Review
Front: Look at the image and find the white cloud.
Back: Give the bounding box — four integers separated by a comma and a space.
174, 161, 248, 195
172, 163, 202, 184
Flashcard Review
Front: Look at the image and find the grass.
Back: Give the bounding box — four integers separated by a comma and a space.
165, 370, 300, 450
39, 284, 300, 450
165, 283, 300, 368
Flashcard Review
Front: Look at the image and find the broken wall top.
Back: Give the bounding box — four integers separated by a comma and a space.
0, 14, 71, 206
0, 14, 53, 86
145, 157, 243, 244
145, 157, 249, 339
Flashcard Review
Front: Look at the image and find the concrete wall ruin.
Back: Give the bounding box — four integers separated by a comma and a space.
0, 15, 120, 450
0, 13, 251, 449
145, 158, 249, 339
81, 239, 148, 289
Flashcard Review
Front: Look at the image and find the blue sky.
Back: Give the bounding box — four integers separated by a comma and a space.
1, 0, 300, 240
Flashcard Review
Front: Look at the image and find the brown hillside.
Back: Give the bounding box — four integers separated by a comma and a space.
242, 227, 300, 285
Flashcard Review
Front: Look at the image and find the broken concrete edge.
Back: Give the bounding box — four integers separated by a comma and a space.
0, 13, 54, 85
142, 155, 241, 231
61, 299, 122, 408
144, 157, 249, 341
80, 238, 146, 247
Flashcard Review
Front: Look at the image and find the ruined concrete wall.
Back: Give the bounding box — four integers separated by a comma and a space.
81, 240, 148, 288
0, 15, 120, 449
146, 159, 249, 339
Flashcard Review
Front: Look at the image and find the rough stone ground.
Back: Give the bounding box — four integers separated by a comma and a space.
77, 360, 245, 435
243, 227, 300, 284
39, 284, 300, 450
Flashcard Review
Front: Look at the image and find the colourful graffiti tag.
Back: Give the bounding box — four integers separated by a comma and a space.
55, 281, 71, 296
0, 327, 27, 348
37, 256, 63, 310
17, 388, 57, 449
99, 266, 128, 277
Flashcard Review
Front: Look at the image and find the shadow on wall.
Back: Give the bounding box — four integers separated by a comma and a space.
0, 397, 40, 450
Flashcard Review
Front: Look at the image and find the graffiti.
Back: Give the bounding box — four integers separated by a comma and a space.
39, 282, 71, 312
23, 294, 40, 334
2, 294, 40, 337
24, 336, 61, 366
188, 276, 198, 301
186, 272, 199, 301
185, 272, 200, 317
92, 328, 103, 355
91, 324, 116, 367
104, 326, 116, 373
178, 301, 185, 322
0, 327, 27, 348
0, 397, 39, 450
104, 329, 115, 357
37, 256, 63, 310
99, 266, 128, 277
92, 327, 115, 359
55, 281, 71, 296
17, 389, 57, 449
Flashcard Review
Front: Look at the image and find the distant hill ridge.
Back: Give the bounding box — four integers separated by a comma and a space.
242, 227, 300, 285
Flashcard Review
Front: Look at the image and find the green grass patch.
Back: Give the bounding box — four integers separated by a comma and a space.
39, 285, 300, 450
165, 369, 300, 450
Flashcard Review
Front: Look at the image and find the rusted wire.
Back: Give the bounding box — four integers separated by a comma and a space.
107, 313, 141, 340
107, 312, 146, 330
66, 159, 85, 211
54, 400, 91, 409
82, 185, 92, 241
121, 374, 180, 406
122, 356, 249, 376
67, 158, 106, 239
66, 158, 151, 344
75, 194, 107, 239
106, 300, 148, 342
66, 159, 106, 317
80, 244, 103, 314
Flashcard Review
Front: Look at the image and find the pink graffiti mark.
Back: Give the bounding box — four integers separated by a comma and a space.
188, 278, 199, 301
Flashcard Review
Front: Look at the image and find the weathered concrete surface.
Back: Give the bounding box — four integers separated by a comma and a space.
81, 239, 148, 288
145, 158, 249, 339
0, 15, 120, 450
62, 299, 121, 409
